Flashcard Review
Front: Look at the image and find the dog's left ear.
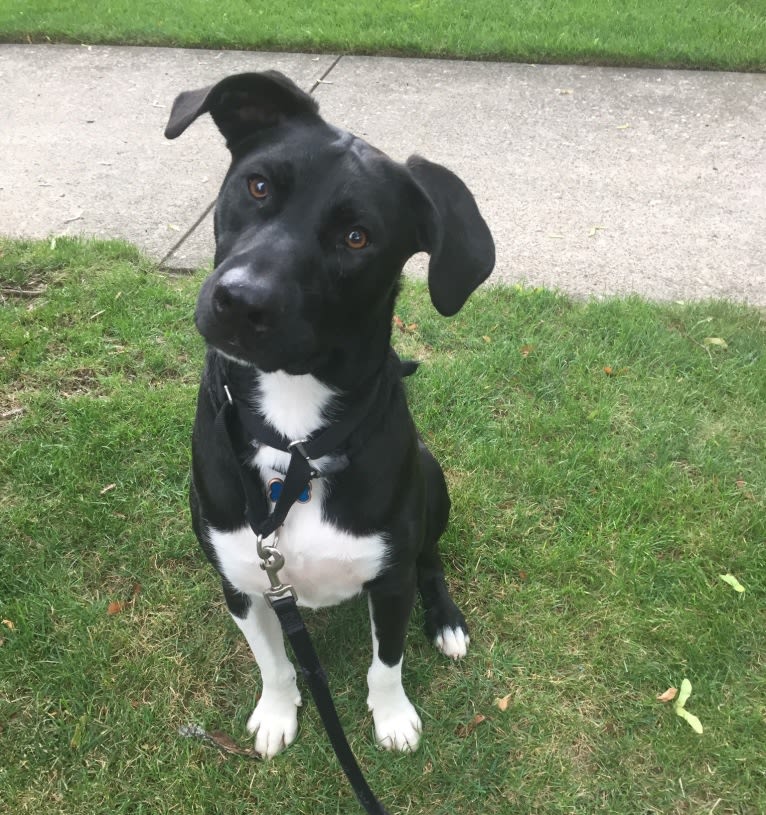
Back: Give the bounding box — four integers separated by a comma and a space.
164, 71, 320, 148
407, 156, 495, 317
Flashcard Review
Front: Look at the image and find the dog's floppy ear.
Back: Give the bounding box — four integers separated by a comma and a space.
407, 156, 495, 317
164, 71, 320, 147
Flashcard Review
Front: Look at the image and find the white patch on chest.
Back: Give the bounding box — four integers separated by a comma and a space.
254, 370, 337, 441
209, 371, 386, 609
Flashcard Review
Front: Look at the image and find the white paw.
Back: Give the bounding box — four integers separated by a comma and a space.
435, 626, 470, 660
246, 689, 301, 758
369, 695, 422, 752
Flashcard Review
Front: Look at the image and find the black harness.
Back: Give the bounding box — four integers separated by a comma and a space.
214, 361, 393, 815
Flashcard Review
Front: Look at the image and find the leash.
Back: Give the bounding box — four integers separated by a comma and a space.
216, 369, 392, 815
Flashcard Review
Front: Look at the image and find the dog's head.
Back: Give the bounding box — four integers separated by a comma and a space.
166, 71, 494, 376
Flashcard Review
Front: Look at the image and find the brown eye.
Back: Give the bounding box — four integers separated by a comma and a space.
344, 228, 369, 250
247, 175, 269, 199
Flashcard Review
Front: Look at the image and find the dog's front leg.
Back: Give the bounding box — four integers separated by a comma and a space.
366, 581, 422, 752
224, 583, 302, 758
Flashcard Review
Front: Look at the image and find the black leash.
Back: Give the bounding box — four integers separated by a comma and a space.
216, 371, 392, 815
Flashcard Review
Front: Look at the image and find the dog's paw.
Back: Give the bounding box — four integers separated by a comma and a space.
246, 690, 301, 759
434, 625, 470, 660
369, 695, 422, 752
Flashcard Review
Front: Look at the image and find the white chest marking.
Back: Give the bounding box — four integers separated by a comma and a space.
255, 370, 337, 440
209, 371, 386, 609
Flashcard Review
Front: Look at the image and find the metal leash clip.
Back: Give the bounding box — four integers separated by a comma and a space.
256, 532, 297, 602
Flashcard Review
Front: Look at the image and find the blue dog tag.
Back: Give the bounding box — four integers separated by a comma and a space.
268, 478, 311, 503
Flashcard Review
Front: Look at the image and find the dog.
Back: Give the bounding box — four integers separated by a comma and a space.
164, 70, 494, 759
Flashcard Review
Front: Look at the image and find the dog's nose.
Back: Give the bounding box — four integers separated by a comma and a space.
212, 267, 280, 332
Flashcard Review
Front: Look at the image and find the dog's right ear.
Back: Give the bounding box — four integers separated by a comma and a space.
164, 71, 320, 148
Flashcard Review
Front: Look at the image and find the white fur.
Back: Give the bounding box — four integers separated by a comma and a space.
229, 594, 301, 758
435, 626, 470, 660
255, 370, 337, 440
366, 597, 422, 752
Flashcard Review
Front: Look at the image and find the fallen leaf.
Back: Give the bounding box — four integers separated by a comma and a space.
494, 694, 512, 711
673, 678, 703, 732
70, 714, 88, 749
107, 584, 141, 615
100, 483, 116, 495
657, 687, 678, 703
519, 344, 534, 358
703, 337, 728, 350
720, 573, 745, 593
518, 569, 528, 582
1, 619, 15, 631
677, 707, 704, 734
734, 479, 755, 500
393, 315, 405, 331
676, 678, 693, 709
603, 366, 614, 376
482, 335, 491, 343
207, 730, 261, 758
455, 713, 486, 737
178, 723, 261, 759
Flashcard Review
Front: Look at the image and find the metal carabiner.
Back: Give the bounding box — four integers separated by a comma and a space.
256, 532, 296, 602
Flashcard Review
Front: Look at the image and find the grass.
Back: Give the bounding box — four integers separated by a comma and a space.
1, 236, 765, 814
1, 0, 765, 71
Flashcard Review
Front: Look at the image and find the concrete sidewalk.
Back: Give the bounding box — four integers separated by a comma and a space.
2, 44, 765, 303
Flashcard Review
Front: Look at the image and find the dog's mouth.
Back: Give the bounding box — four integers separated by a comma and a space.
195, 313, 326, 375
214, 342, 326, 375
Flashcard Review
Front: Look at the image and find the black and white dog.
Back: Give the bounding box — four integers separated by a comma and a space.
165, 71, 494, 759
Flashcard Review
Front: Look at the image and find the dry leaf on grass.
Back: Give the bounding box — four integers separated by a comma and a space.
207, 730, 261, 758
455, 713, 486, 737
107, 583, 142, 615
656, 687, 678, 703
178, 723, 261, 759
494, 694, 513, 711
392, 315, 418, 334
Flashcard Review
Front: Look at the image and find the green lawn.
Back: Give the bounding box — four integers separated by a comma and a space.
1, 0, 765, 71
1, 237, 765, 814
